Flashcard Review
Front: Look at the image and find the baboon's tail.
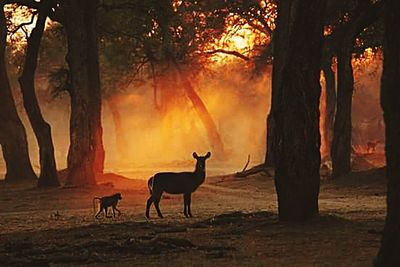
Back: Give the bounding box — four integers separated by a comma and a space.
148, 177, 154, 195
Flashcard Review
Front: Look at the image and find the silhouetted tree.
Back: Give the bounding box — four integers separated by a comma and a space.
18, 0, 59, 187
375, 0, 400, 265
61, 0, 104, 186
271, 0, 325, 221
330, 0, 382, 177
0, 3, 36, 183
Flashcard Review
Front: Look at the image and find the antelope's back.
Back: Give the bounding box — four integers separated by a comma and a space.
153, 172, 199, 194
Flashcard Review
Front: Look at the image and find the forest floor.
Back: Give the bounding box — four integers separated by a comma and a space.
0, 153, 387, 267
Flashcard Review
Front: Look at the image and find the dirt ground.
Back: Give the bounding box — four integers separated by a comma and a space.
0, 153, 387, 266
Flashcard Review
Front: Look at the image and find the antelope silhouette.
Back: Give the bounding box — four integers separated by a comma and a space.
145, 152, 211, 219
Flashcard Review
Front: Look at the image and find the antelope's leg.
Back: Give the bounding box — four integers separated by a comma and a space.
154, 192, 164, 218
187, 193, 193, 218
183, 194, 189, 218
145, 195, 154, 218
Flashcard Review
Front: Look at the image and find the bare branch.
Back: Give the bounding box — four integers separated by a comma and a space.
235, 163, 269, 178
204, 49, 250, 61
9, 11, 37, 37
241, 155, 251, 172
247, 20, 270, 36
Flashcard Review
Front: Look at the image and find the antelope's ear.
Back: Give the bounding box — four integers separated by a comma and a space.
193, 152, 199, 159
205, 152, 211, 159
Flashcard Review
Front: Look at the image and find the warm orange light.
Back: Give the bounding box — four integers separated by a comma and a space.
203, 1, 275, 65
319, 72, 329, 159
204, 16, 270, 65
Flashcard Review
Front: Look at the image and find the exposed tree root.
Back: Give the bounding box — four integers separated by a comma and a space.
235, 163, 272, 178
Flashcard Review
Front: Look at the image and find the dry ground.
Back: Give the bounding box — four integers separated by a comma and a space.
0, 154, 387, 267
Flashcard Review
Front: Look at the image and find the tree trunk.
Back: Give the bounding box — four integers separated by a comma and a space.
271, 0, 325, 221
322, 61, 336, 159
158, 62, 178, 115
107, 97, 128, 160
153, 0, 224, 156
0, 5, 36, 182
331, 49, 353, 177
375, 1, 400, 265
264, 113, 274, 167
18, 2, 59, 187
174, 62, 224, 156
62, 0, 104, 186
330, 0, 382, 177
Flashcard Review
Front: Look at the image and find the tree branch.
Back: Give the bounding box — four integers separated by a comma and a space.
204, 49, 250, 61
9, 11, 37, 35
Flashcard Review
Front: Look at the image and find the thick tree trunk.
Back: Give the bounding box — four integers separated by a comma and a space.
330, 0, 382, 177
264, 113, 274, 167
322, 62, 336, 159
18, 2, 59, 187
107, 98, 128, 160
375, 1, 400, 265
271, 0, 325, 221
0, 5, 36, 182
62, 0, 104, 186
331, 49, 353, 177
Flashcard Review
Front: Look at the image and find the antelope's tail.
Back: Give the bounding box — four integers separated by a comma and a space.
148, 177, 154, 195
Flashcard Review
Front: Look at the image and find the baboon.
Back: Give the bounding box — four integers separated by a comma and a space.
93, 193, 122, 218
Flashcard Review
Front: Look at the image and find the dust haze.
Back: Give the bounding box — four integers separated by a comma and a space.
0, 55, 383, 180
0, 61, 271, 179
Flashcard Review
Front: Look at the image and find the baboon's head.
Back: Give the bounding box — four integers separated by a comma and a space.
193, 152, 211, 171
116, 193, 122, 200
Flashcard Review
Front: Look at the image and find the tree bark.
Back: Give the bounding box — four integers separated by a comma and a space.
331, 48, 353, 176
271, 0, 325, 221
62, 0, 104, 186
0, 4, 36, 182
331, 0, 382, 177
18, 1, 59, 187
375, 1, 400, 265
264, 112, 274, 167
